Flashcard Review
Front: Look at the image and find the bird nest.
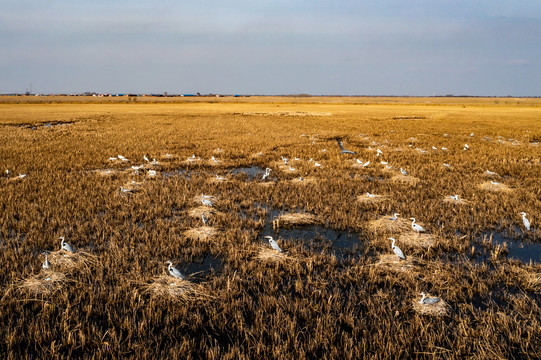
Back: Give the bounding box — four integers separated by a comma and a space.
357, 194, 389, 204
412, 296, 449, 316
478, 181, 512, 192
374, 254, 416, 272
143, 276, 214, 303
390, 174, 420, 185
442, 196, 470, 205
398, 232, 436, 248
121, 181, 143, 192
46, 250, 98, 271
17, 271, 68, 296
92, 169, 120, 176
368, 217, 411, 234
257, 247, 289, 262
290, 177, 317, 185
184, 226, 218, 241
187, 206, 222, 219
275, 212, 317, 227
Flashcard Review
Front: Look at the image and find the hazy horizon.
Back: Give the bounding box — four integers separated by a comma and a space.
1, 1, 540, 96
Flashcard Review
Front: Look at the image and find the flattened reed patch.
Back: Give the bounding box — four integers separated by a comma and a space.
374, 254, 416, 272
443, 196, 470, 205
398, 232, 436, 248
188, 206, 222, 219
184, 226, 218, 241
412, 296, 449, 316
18, 271, 67, 295
478, 181, 512, 192
357, 194, 389, 204
290, 177, 317, 185
47, 250, 98, 270
257, 247, 289, 262
143, 276, 214, 303
368, 217, 411, 234
390, 174, 420, 185
277, 212, 317, 227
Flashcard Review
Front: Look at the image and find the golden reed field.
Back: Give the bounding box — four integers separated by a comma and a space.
0, 96, 540, 359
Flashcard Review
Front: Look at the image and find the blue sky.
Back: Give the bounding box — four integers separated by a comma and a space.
1, 0, 540, 95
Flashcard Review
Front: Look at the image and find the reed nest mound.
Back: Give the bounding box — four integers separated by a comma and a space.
92, 168, 120, 176
257, 247, 289, 262
142, 276, 214, 303
184, 226, 218, 241
398, 232, 436, 248
373, 254, 418, 272
47, 250, 98, 270
412, 296, 450, 316
121, 180, 143, 192
276, 212, 317, 227
357, 194, 389, 204
443, 196, 470, 205
290, 176, 317, 185
17, 271, 68, 296
368, 217, 411, 234
187, 206, 221, 218
478, 181, 513, 192
390, 174, 420, 185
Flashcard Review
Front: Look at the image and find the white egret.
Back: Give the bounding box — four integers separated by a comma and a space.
60, 236, 75, 253
211, 156, 218, 163
520, 212, 530, 231
432, 146, 437, 150
18, 174, 26, 179
410, 218, 426, 233
463, 144, 469, 151
419, 292, 440, 305
485, 170, 497, 176
355, 159, 362, 164
490, 181, 500, 185
166, 261, 184, 279
470, 133, 474, 137
262, 168, 271, 180
441, 147, 448, 150
42, 251, 50, 270
201, 194, 213, 206
400, 168, 408, 176
443, 163, 451, 167
216, 175, 225, 181
377, 148, 383, 155
381, 161, 388, 165
293, 157, 300, 161
108, 157, 117, 161
118, 155, 126, 160
450, 195, 459, 200
309, 158, 313, 162
120, 186, 133, 193
264, 236, 282, 253
389, 237, 406, 260
298, 177, 303, 181
144, 155, 149, 162
147, 170, 157, 177
288, 166, 296, 171
389, 213, 400, 221
314, 162, 321, 167
365, 192, 378, 198
363, 161, 370, 167
5, 169, 10, 177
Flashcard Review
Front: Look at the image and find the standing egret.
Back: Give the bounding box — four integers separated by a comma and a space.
376, 148, 383, 156
363, 161, 370, 167
264, 236, 282, 253
60, 236, 75, 253
262, 168, 271, 180
337, 139, 357, 154
389, 213, 400, 221
410, 218, 426, 233
520, 212, 531, 231
166, 261, 184, 279
42, 251, 50, 270
201, 194, 213, 206
419, 292, 440, 304
144, 155, 149, 162
6, 169, 11, 177
400, 168, 408, 176
389, 237, 406, 260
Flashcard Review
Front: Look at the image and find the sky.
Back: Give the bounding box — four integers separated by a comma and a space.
1, 0, 540, 96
